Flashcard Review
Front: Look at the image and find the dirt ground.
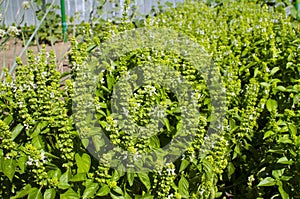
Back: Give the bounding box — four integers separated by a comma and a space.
0, 39, 71, 75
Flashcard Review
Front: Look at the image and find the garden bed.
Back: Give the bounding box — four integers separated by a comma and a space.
0, 1, 299, 198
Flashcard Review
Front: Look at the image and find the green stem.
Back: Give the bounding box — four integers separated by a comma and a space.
60, 0, 67, 42
12, 38, 17, 72
2, 42, 6, 73
296, 0, 299, 20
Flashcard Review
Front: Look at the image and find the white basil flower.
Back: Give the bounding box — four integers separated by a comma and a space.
0, 29, 6, 38
22, 1, 30, 9
27, 156, 33, 165
7, 26, 20, 37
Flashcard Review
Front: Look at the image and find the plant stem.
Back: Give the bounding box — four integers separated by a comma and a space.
60, 0, 67, 42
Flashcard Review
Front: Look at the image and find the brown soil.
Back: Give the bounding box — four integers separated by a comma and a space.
0, 39, 71, 75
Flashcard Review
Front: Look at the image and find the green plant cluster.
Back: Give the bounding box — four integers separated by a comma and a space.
148, 1, 299, 198
205, 0, 299, 20
20, 2, 62, 45
0, 47, 77, 198
0, 1, 300, 199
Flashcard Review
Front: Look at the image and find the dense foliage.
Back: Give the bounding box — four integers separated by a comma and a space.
0, 1, 300, 198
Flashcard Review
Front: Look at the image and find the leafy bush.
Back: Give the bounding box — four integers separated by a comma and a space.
149, 1, 300, 198
0, 1, 299, 199
0, 47, 77, 197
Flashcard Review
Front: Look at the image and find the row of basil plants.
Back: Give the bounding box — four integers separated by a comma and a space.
0, 1, 299, 198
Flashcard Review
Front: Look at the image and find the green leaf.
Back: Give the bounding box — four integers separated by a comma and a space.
254, 40, 264, 46
106, 74, 115, 90
275, 86, 286, 92
137, 172, 151, 191
201, 159, 214, 179
272, 169, 285, 179
127, 172, 135, 186
254, 67, 259, 77
17, 155, 27, 174
97, 102, 108, 109
82, 182, 99, 199
110, 193, 125, 199
31, 135, 44, 149
286, 62, 293, 69
111, 170, 121, 182
280, 175, 293, 181
266, 99, 278, 112
31, 121, 48, 138
149, 135, 160, 149
60, 71, 71, 79
216, 192, 223, 198
75, 153, 91, 174
263, 130, 275, 139
96, 185, 110, 196
43, 189, 56, 199
164, 118, 171, 131
11, 123, 24, 140
277, 157, 294, 165
284, 124, 295, 135
69, 173, 87, 182
257, 177, 276, 187
270, 79, 282, 84
270, 67, 280, 75
47, 169, 61, 179
82, 138, 89, 148
277, 181, 290, 199
60, 188, 80, 199
260, 82, 271, 87
227, 162, 235, 180
2, 158, 16, 181
268, 149, 285, 154
27, 188, 42, 199
113, 186, 123, 195
179, 159, 190, 172
277, 135, 293, 144
288, 124, 297, 136
134, 193, 154, 199
87, 44, 97, 52
233, 144, 241, 159
97, 109, 107, 116
11, 184, 32, 199
124, 191, 133, 199
3, 115, 13, 125
241, 49, 249, 57
178, 176, 189, 198
92, 135, 105, 151
0, 158, 2, 173
58, 170, 70, 189
44, 152, 59, 159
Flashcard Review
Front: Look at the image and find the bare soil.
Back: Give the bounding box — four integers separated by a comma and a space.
0, 39, 71, 75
